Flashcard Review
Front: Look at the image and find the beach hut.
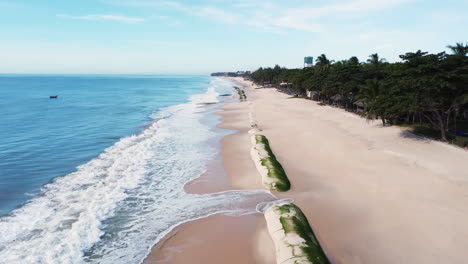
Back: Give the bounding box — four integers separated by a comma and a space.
306, 90, 318, 99
330, 94, 343, 105
354, 101, 366, 108
352, 101, 366, 115
279, 82, 294, 95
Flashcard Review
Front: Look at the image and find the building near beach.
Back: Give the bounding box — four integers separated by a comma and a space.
306, 90, 318, 99
279, 82, 293, 89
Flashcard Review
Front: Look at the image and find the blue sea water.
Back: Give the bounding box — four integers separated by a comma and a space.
0, 75, 207, 215
0, 75, 276, 264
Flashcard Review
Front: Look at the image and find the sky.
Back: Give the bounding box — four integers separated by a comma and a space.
0, 0, 467, 74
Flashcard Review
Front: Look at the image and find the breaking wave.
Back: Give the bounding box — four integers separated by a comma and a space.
0, 78, 276, 264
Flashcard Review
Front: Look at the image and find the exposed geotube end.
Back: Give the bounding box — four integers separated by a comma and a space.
264, 203, 331, 264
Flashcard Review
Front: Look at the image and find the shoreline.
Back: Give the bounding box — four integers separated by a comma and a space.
146, 76, 468, 264
144, 78, 276, 264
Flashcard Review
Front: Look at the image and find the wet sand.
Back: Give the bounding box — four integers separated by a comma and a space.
147, 77, 468, 264
144, 88, 275, 264
145, 214, 274, 264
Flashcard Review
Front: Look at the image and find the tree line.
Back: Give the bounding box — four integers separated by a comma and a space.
250, 43, 468, 143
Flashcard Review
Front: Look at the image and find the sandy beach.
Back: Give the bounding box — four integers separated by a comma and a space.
144, 84, 276, 264
146, 77, 468, 264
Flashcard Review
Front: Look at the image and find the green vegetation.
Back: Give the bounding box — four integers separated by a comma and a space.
412, 123, 443, 138
234, 87, 247, 101
409, 122, 468, 147
250, 43, 468, 146
255, 135, 291, 192
276, 204, 330, 264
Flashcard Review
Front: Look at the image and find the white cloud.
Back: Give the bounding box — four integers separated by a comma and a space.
107, 0, 414, 33
57, 14, 145, 24
255, 0, 415, 33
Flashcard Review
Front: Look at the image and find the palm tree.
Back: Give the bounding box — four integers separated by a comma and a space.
315, 54, 332, 67
348, 56, 360, 65
356, 79, 385, 125
367, 53, 386, 65
447, 42, 468, 56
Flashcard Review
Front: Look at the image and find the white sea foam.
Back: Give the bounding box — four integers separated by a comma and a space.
0, 78, 277, 264
256, 198, 295, 213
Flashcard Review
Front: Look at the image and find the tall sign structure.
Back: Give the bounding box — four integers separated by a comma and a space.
304, 57, 313, 68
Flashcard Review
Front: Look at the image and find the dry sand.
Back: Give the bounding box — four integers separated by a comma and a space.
235, 77, 468, 264
148, 77, 468, 264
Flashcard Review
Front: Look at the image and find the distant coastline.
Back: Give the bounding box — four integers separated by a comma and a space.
210, 71, 251, 78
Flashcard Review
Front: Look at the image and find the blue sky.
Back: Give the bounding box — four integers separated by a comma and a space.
0, 0, 467, 74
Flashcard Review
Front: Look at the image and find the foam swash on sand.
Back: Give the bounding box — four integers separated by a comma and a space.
0, 78, 277, 264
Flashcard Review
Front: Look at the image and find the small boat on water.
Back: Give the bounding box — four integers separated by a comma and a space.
50, 96, 58, 99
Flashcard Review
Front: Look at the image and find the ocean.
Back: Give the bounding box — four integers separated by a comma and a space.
0, 75, 275, 263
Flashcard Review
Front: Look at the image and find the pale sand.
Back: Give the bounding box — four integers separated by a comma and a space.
233, 77, 468, 264
147, 76, 468, 264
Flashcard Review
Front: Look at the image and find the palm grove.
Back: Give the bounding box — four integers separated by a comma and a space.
250, 43, 468, 145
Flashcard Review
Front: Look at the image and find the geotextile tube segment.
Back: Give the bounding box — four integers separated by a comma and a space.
250, 134, 291, 192
264, 203, 330, 264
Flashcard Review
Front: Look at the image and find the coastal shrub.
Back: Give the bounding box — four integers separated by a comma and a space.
452, 137, 468, 148
412, 124, 441, 139
255, 135, 291, 192
276, 204, 330, 264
